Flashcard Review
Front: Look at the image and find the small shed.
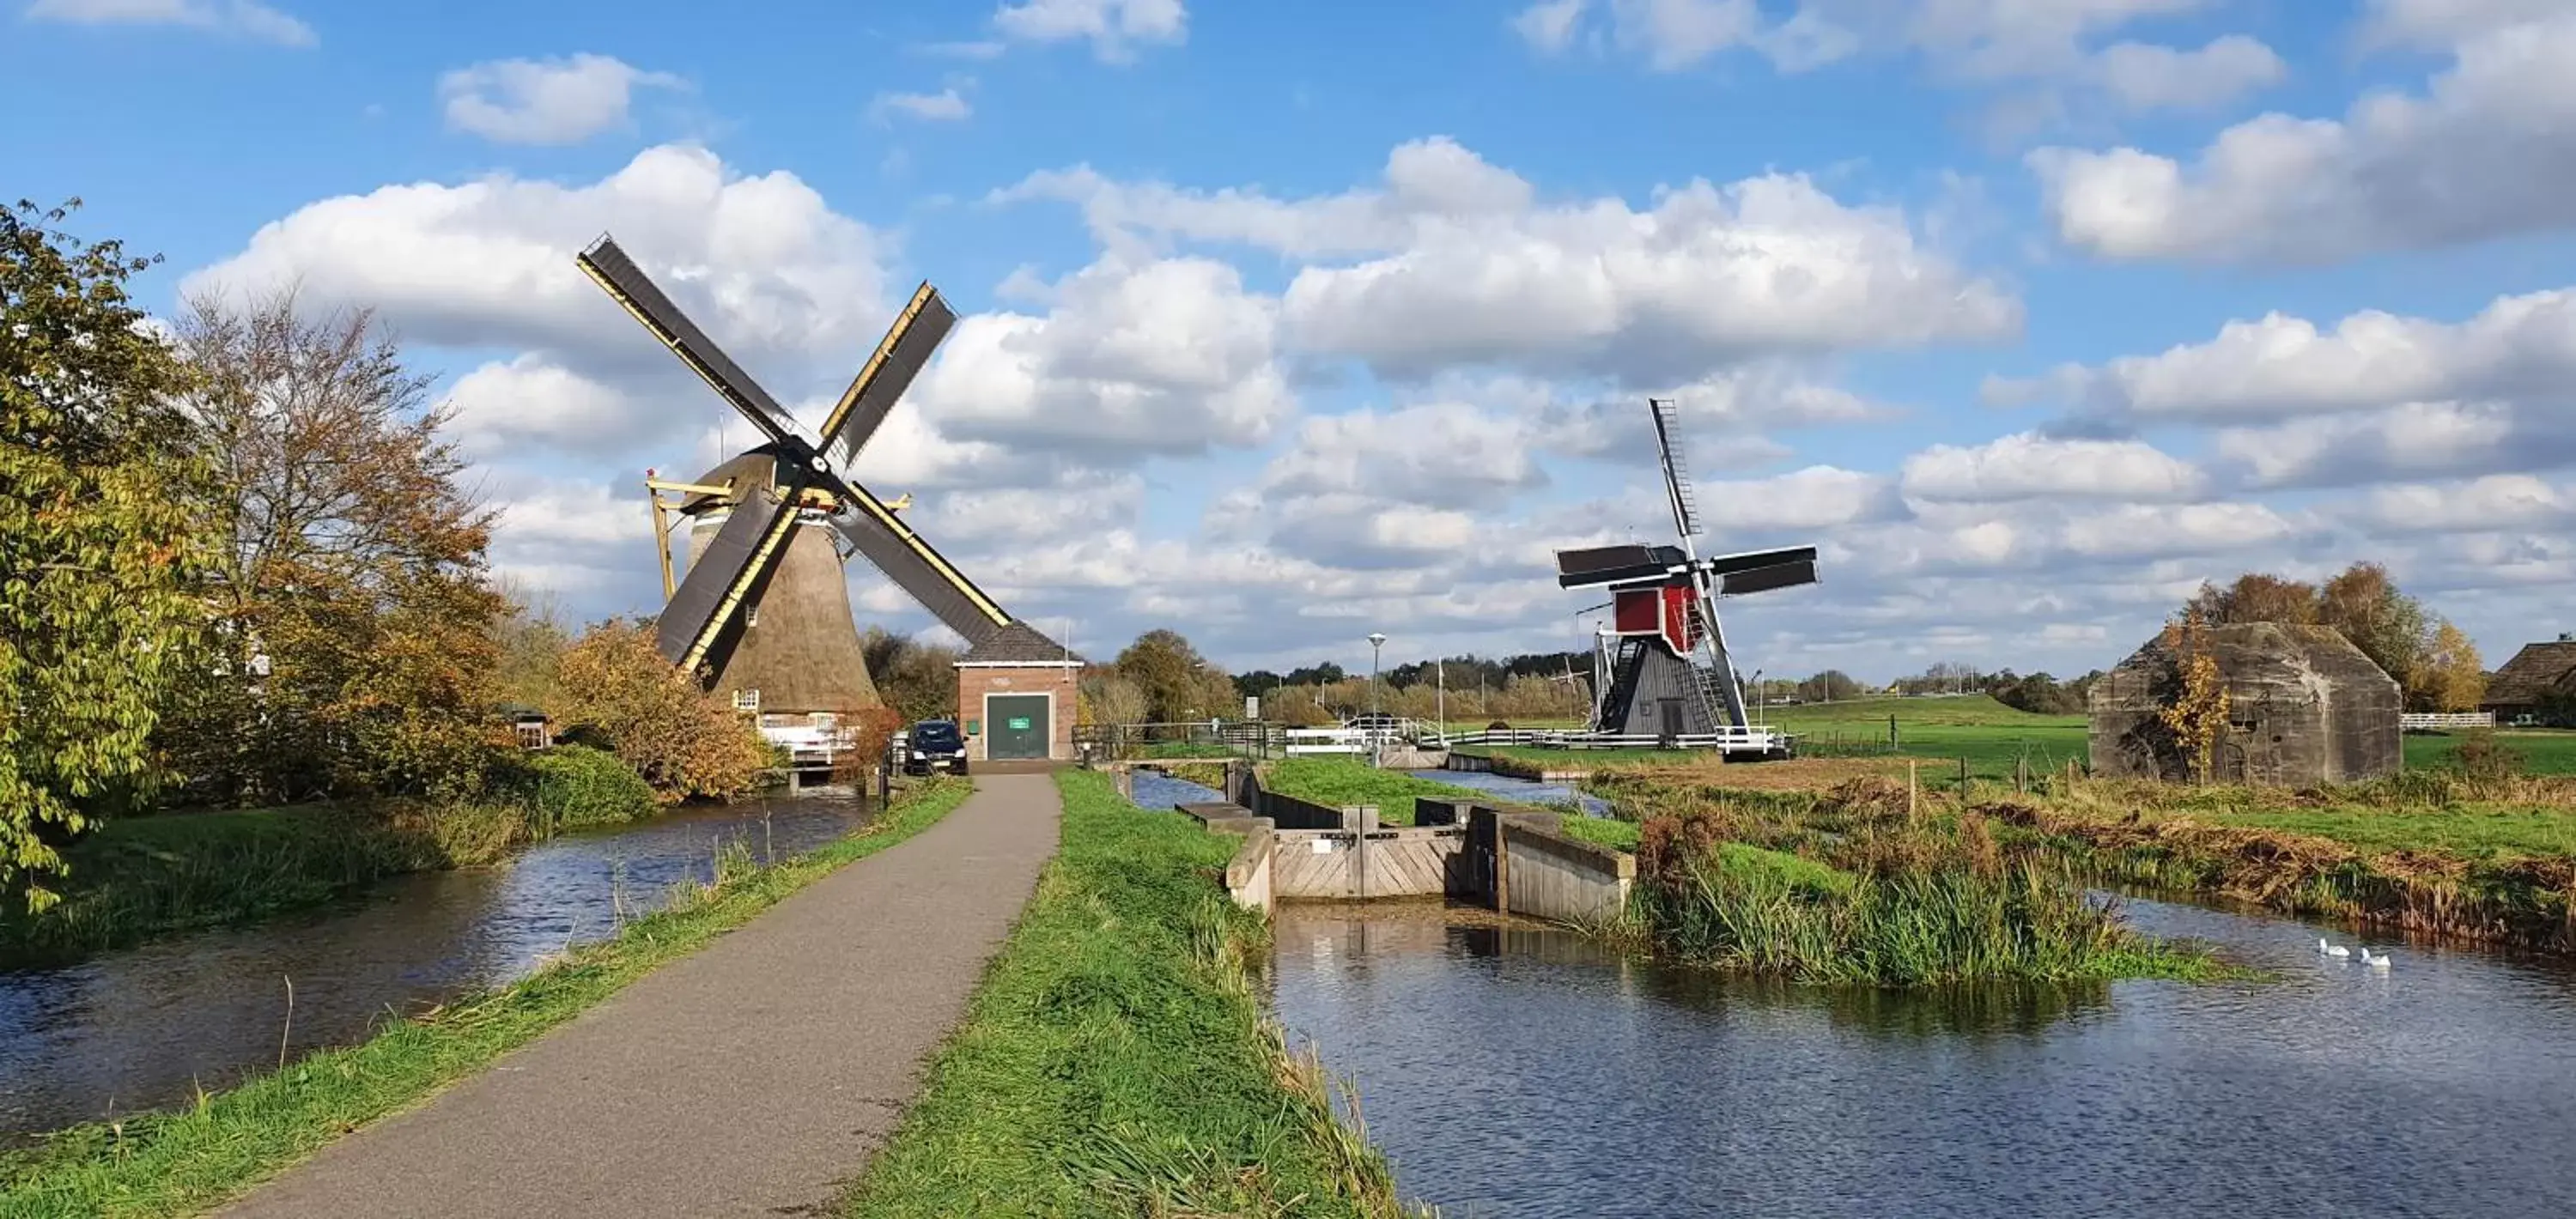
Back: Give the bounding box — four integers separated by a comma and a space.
2088, 622, 2401, 785
2481, 636, 2576, 726
954, 622, 1085, 763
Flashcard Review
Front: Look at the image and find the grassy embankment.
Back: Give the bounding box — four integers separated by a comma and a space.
1457, 694, 2576, 783
843, 770, 1420, 1218
0, 779, 973, 1219
1588, 755, 2576, 953
1261, 757, 2221, 985
0, 746, 662, 964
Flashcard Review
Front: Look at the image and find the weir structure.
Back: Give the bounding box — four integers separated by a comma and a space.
1110, 761, 1635, 925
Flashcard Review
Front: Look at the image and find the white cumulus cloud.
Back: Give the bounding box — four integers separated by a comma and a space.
2031, 13, 2576, 262
26, 0, 313, 45
990, 0, 1186, 63
437, 53, 687, 146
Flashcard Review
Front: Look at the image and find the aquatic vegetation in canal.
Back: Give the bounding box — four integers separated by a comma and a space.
1617, 788, 2231, 986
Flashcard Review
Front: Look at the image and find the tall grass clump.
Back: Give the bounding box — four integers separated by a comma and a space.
1624, 794, 2227, 986
844, 770, 1425, 1218
510, 744, 657, 831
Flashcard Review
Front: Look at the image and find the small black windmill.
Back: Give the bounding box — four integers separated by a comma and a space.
576, 235, 1033, 696
1554, 398, 1820, 740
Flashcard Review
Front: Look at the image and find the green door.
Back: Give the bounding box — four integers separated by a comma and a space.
988, 694, 1049, 761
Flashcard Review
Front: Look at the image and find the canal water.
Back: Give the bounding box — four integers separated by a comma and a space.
1271, 893, 2576, 1216
0, 793, 876, 1142
1408, 768, 1613, 816
1151, 763, 2576, 1211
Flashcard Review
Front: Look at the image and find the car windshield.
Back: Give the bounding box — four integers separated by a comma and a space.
911, 722, 961, 749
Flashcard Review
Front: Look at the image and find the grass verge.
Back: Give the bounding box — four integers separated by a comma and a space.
1260, 757, 1493, 826
842, 770, 1423, 1218
0, 778, 973, 1219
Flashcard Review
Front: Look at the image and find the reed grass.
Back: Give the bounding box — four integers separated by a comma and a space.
1632, 852, 2224, 986
842, 770, 1427, 1218
0, 800, 518, 964
0, 779, 973, 1219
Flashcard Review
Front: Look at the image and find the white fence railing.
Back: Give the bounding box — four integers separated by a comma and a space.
1421, 725, 1792, 753
1283, 725, 1422, 755
2400, 712, 2494, 731
765, 724, 859, 767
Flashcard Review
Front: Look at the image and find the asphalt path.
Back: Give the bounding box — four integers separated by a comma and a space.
220, 771, 1063, 1218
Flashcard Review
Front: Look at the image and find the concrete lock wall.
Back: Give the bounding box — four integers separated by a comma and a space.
1493, 815, 1635, 925
1172, 788, 1636, 926
1176, 803, 1276, 914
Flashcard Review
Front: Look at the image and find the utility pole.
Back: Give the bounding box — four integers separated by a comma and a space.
1437, 658, 1447, 743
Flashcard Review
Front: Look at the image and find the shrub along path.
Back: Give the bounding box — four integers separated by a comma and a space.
218, 773, 1063, 1219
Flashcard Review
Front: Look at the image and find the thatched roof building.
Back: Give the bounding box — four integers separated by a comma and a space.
2481, 637, 2576, 725
2088, 622, 2400, 785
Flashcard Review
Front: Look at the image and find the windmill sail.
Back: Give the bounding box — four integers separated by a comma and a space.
1649, 397, 1701, 538
657, 480, 805, 673
822, 282, 957, 468
824, 491, 1010, 646
575, 236, 802, 445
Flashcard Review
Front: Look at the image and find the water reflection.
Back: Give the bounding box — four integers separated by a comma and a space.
1271, 897, 2576, 1217
1128, 770, 1224, 810
1411, 768, 1612, 816
0, 793, 874, 1141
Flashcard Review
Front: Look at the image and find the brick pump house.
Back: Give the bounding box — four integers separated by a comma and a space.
953, 622, 1084, 763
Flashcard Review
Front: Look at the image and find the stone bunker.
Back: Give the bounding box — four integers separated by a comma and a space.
2088, 622, 2401, 785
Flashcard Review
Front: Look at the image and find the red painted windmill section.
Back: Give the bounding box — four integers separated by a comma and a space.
1613, 585, 1704, 653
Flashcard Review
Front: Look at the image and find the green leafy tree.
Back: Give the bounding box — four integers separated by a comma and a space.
860, 628, 960, 725
1, 203, 215, 910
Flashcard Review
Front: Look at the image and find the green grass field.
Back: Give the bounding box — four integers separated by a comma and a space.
2202, 805, 2576, 860
1753, 694, 2576, 780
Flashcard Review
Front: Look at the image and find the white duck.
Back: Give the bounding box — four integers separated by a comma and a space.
2359, 947, 2393, 969
2318, 937, 2351, 958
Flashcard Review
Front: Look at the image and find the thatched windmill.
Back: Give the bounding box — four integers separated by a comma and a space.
578, 234, 1041, 731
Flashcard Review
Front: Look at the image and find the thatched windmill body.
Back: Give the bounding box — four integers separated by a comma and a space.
578, 235, 1036, 731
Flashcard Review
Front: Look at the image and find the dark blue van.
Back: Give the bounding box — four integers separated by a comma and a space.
904, 719, 968, 775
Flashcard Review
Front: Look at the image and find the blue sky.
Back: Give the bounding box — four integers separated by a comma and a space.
10, 0, 2576, 682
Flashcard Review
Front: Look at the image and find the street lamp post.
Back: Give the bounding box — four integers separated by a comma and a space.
1367, 633, 1387, 718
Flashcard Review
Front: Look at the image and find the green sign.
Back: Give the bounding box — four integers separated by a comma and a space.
1007, 716, 1032, 731
965, 719, 980, 735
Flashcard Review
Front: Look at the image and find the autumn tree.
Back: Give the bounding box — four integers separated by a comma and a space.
2318, 561, 2428, 693
491, 579, 574, 715
556, 620, 767, 800
157, 288, 507, 803
1078, 670, 1149, 726
2419, 620, 2487, 713
2156, 610, 2233, 785
1115, 629, 1236, 722
2186, 573, 2320, 626
860, 628, 959, 725
1, 203, 216, 909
